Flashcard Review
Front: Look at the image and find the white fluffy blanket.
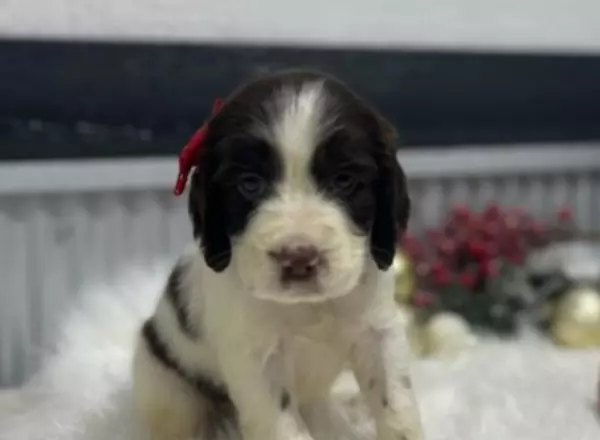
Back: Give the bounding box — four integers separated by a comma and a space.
1, 264, 599, 440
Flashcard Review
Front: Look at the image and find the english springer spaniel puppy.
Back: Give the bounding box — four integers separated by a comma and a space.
132, 69, 423, 440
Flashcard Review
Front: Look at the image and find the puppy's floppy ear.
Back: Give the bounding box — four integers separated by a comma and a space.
370, 118, 411, 271
188, 160, 232, 272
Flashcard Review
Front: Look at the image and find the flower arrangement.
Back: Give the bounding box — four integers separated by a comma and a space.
397, 203, 575, 335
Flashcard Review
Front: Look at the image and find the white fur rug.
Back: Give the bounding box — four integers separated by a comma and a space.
1, 263, 599, 440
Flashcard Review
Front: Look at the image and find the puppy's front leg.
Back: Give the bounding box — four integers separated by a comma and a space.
350, 314, 423, 440
219, 343, 314, 440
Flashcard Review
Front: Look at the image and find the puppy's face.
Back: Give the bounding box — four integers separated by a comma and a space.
188, 71, 409, 304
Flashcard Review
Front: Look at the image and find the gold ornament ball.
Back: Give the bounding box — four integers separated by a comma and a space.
393, 251, 416, 304
420, 312, 476, 359
550, 285, 600, 348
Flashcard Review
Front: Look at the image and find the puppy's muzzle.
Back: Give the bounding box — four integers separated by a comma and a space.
268, 242, 324, 283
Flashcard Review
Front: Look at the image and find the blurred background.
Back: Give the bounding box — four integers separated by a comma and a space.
0, 0, 599, 390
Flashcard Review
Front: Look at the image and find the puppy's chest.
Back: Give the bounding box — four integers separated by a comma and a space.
273, 313, 361, 399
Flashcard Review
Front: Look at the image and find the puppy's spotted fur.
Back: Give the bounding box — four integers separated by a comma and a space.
132, 70, 423, 440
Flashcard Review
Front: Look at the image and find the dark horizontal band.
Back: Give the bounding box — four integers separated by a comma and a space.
1, 39, 599, 161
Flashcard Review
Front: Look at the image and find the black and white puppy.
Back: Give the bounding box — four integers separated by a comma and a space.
132, 70, 423, 440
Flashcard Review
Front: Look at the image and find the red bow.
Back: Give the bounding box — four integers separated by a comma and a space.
173, 98, 224, 196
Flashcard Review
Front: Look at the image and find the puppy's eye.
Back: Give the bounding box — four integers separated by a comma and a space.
331, 173, 359, 193
237, 173, 268, 199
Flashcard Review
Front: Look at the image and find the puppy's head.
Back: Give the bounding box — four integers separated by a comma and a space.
188, 70, 410, 303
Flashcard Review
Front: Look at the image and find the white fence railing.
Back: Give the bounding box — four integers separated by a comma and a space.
1, 143, 599, 387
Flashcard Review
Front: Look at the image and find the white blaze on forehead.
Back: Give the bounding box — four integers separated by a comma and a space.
259, 81, 334, 192
272, 81, 328, 154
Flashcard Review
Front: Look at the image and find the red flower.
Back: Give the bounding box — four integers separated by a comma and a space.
507, 253, 525, 265
451, 204, 471, 221
412, 290, 435, 308
467, 216, 484, 234
426, 228, 443, 244
435, 270, 452, 286
416, 262, 431, 277
504, 213, 520, 230
481, 222, 500, 240
479, 260, 498, 278
430, 260, 452, 286
500, 230, 521, 247
458, 271, 477, 289
400, 234, 423, 259
401, 233, 416, 244
437, 238, 456, 256
431, 260, 446, 274
467, 240, 488, 260
557, 206, 573, 222
483, 203, 501, 220
484, 242, 499, 259
400, 234, 415, 249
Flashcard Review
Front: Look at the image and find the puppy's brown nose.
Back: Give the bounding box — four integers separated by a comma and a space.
269, 245, 322, 281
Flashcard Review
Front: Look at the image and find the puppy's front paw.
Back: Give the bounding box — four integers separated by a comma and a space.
377, 405, 423, 440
